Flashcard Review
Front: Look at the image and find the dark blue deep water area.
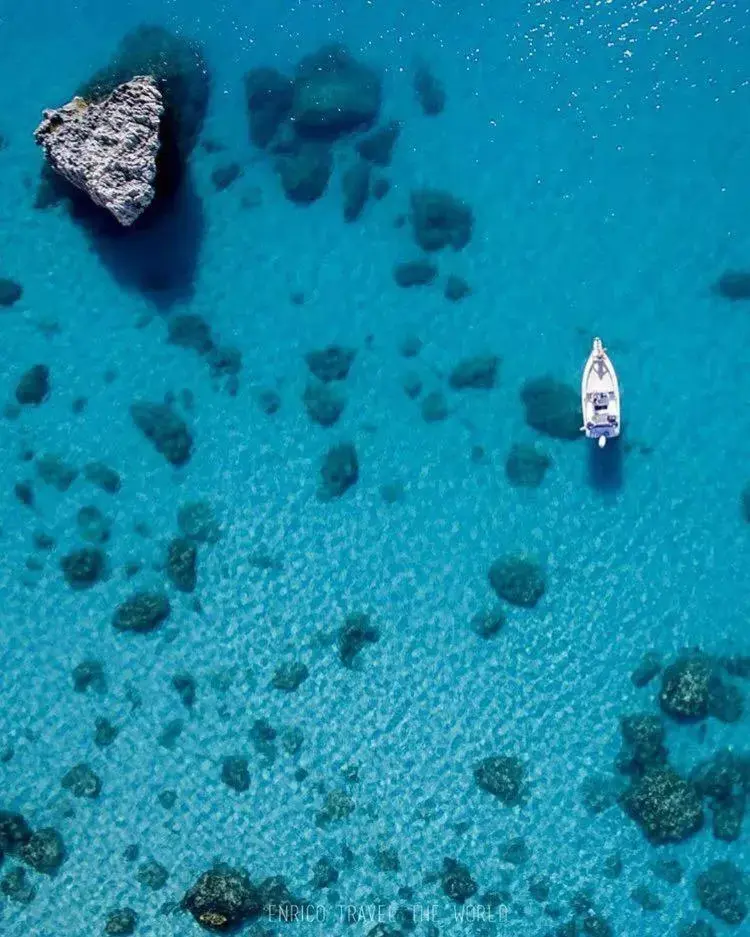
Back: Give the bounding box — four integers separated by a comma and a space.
1, 1, 750, 935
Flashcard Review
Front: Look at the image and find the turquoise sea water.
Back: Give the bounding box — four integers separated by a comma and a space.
1, 1, 750, 935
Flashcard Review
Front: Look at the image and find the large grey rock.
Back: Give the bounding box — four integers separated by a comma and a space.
34, 76, 163, 226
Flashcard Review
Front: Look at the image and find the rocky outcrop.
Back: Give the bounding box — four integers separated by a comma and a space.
34, 77, 163, 226
35, 25, 210, 217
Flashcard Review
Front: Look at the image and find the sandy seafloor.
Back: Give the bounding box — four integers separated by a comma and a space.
1, 0, 750, 935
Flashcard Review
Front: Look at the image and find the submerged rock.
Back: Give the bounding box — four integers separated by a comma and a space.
449, 355, 499, 390
77, 505, 111, 543
342, 160, 371, 222
72, 659, 106, 694
338, 612, 379, 667
15, 364, 50, 406
441, 858, 476, 904
211, 162, 242, 192
167, 313, 214, 354
166, 536, 197, 592
84, 461, 121, 494
245, 67, 294, 148
303, 381, 346, 427
319, 443, 359, 500
18, 828, 65, 874
631, 651, 662, 688
113, 591, 170, 633
34, 77, 163, 226
316, 789, 355, 826
421, 390, 448, 422
172, 673, 197, 708
131, 401, 192, 466
712, 270, 750, 301
357, 121, 400, 166
221, 756, 250, 793
182, 865, 259, 931
741, 484, 750, 522
620, 767, 704, 844
488, 555, 545, 608
61, 547, 106, 590
521, 376, 581, 440
474, 755, 526, 806
444, 274, 471, 302
272, 661, 309, 692
678, 922, 716, 937
136, 858, 169, 890
691, 749, 750, 842
104, 908, 138, 935
36, 453, 78, 491
410, 189, 472, 251
292, 45, 381, 139
0, 278, 22, 308
505, 443, 551, 488
470, 605, 506, 639
617, 713, 667, 775
0, 812, 32, 853
0, 866, 36, 904
276, 143, 332, 204
659, 652, 741, 723
178, 500, 220, 543
305, 345, 356, 382
61, 763, 102, 799
394, 260, 438, 288
695, 861, 747, 925
414, 62, 446, 116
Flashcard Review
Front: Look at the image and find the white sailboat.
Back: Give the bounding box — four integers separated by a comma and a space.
581, 338, 621, 448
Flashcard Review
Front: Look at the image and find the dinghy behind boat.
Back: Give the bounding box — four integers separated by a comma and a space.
581, 337, 621, 448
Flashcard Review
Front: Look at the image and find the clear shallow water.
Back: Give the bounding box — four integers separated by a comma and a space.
1, 1, 749, 935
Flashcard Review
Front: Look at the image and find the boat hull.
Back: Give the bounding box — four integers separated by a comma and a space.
581, 339, 621, 444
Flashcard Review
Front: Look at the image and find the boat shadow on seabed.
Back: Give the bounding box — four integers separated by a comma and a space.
587, 432, 624, 493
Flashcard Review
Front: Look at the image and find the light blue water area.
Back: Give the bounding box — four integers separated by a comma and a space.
1, 0, 750, 935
